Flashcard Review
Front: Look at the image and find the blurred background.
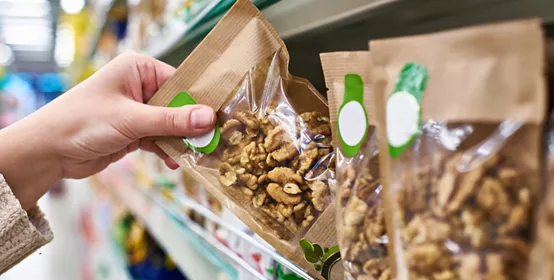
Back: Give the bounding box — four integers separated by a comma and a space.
0, 0, 553, 280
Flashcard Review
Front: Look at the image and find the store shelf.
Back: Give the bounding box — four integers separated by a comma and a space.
151, 0, 278, 61
95, 171, 238, 280
87, 0, 121, 60
155, 0, 554, 92
174, 196, 313, 280
91, 224, 133, 280
95, 167, 313, 280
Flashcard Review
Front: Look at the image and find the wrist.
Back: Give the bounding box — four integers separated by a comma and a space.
0, 114, 63, 210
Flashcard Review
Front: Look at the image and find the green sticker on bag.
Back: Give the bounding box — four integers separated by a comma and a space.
168, 92, 220, 154
386, 63, 428, 158
299, 239, 341, 280
337, 74, 368, 157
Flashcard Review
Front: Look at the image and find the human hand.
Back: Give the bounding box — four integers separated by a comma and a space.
0, 53, 216, 209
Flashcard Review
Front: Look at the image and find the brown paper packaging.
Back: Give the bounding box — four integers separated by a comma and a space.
147, 0, 341, 278
371, 19, 546, 280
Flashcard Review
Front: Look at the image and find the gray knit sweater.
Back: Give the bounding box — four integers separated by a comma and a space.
0, 174, 52, 274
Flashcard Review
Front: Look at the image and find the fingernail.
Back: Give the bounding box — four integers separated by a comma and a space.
191, 107, 214, 128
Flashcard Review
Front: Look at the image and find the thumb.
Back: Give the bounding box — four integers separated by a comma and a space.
132, 103, 216, 137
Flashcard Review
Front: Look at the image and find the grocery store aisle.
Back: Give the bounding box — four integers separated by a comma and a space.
1, 185, 81, 280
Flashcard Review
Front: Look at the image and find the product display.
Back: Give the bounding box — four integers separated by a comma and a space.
147, 0, 340, 278
372, 19, 546, 280
118, 214, 189, 280
321, 51, 390, 280
80, 1, 554, 279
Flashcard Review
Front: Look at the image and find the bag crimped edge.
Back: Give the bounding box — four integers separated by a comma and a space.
147, 0, 338, 278
371, 18, 547, 279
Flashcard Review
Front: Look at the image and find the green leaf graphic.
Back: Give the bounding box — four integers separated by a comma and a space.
299, 239, 314, 253
321, 245, 340, 262
314, 264, 322, 271
304, 252, 319, 264
313, 244, 323, 259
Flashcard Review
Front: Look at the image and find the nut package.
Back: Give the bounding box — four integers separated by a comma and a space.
147, 0, 340, 278
532, 39, 554, 280
321, 51, 391, 280
371, 19, 547, 280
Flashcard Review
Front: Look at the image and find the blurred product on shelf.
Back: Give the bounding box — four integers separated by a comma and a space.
79, 0, 279, 86
321, 51, 390, 280
372, 19, 546, 280
136, 0, 223, 56
0, 73, 37, 127
532, 38, 554, 280
117, 214, 189, 280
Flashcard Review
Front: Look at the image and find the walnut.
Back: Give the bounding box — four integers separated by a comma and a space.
297, 111, 332, 138
344, 196, 367, 228
225, 130, 244, 146
476, 177, 510, 217
264, 125, 286, 152
283, 183, 302, 195
252, 192, 266, 207
298, 142, 319, 175
310, 180, 330, 211
284, 218, 299, 234
362, 259, 387, 276
266, 153, 278, 167
238, 173, 258, 190
458, 254, 480, 280
267, 183, 302, 205
277, 203, 293, 218
268, 167, 303, 184
258, 174, 269, 184
236, 110, 260, 137
293, 201, 307, 212
301, 215, 315, 228
220, 119, 242, 136
218, 163, 237, 187
240, 186, 254, 197
260, 116, 274, 135
405, 243, 443, 271
271, 143, 298, 162
304, 204, 314, 218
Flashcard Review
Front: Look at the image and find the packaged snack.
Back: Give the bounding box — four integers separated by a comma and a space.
371, 19, 546, 280
531, 39, 554, 280
321, 51, 391, 280
147, 0, 340, 278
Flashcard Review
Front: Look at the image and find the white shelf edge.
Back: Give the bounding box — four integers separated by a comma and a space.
263, 0, 398, 39
152, 193, 268, 280
176, 196, 314, 280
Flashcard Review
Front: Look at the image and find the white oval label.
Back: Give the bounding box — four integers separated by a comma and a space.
186, 128, 215, 148
386, 91, 419, 147
338, 101, 367, 146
